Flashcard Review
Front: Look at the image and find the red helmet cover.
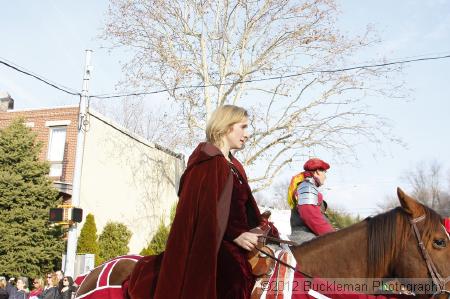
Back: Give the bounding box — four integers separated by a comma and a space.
303, 158, 330, 171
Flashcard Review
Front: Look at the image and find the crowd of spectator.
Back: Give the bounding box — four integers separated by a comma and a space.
0, 271, 77, 299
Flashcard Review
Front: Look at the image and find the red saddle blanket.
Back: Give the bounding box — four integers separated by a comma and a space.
74, 255, 142, 299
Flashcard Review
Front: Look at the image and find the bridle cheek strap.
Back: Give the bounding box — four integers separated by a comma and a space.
443, 224, 450, 241
410, 215, 450, 296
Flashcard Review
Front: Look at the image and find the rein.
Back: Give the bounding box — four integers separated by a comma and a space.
259, 235, 298, 246
253, 235, 313, 278
410, 215, 450, 297
254, 244, 313, 279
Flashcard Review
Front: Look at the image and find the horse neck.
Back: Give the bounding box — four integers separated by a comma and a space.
291, 221, 369, 278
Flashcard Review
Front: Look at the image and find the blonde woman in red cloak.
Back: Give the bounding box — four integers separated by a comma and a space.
128, 105, 279, 299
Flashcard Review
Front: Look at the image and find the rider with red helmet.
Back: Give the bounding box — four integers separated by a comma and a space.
288, 158, 334, 242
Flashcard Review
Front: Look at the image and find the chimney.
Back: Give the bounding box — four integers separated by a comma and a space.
0, 92, 14, 112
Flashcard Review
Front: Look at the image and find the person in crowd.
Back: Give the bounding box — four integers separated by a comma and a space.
40, 273, 60, 299
127, 105, 279, 299
59, 276, 76, 299
28, 278, 43, 299
6, 277, 29, 299
287, 158, 335, 243
0, 277, 8, 299
54, 271, 63, 293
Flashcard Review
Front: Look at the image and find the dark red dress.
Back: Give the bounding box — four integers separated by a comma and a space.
217, 164, 259, 299
126, 143, 279, 299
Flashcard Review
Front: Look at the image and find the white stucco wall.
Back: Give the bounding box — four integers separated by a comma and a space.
79, 110, 184, 253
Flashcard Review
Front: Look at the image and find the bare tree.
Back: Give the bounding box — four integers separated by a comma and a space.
376, 194, 399, 213
101, 0, 403, 191
92, 96, 187, 150
376, 162, 450, 216
440, 193, 450, 217
268, 179, 291, 209
401, 161, 450, 216
119, 98, 187, 149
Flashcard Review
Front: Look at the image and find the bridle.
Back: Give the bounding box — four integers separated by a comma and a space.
410, 215, 450, 297
259, 216, 450, 297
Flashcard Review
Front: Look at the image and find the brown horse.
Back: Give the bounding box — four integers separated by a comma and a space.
289, 187, 450, 298
75, 188, 450, 298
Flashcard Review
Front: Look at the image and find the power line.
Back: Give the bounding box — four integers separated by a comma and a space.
1, 53, 450, 99
89, 53, 450, 99
0, 59, 81, 96
345, 50, 450, 67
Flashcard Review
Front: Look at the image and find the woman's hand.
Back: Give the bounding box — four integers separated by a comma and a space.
233, 231, 261, 251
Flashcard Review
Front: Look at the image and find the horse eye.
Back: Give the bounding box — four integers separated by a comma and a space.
433, 239, 447, 248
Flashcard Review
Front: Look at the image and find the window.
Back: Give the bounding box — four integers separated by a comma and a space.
47, 126, 67, 177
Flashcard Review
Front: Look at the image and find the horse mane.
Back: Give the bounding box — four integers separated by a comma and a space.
367, 204, 442, 278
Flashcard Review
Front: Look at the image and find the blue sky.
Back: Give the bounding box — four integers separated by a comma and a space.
326, 0, 450, 216
1, 1, 449, 216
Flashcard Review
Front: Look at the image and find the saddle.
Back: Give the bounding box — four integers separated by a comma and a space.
247, 210, 276, 276
248, 210, 299, 277
247, 226, 275, 277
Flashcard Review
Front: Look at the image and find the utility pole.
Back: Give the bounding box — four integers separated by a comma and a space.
64, 50, 93, 277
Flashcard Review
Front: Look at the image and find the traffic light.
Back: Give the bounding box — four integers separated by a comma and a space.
49, 206, 83, 224
49, 208, 64, 222
71, 207, 83, 223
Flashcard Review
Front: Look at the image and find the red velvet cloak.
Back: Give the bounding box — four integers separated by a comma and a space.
127, 142, 259, 299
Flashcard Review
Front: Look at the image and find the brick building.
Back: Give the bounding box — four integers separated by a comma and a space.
0, 92, 184, 254
0, 92, 78, 199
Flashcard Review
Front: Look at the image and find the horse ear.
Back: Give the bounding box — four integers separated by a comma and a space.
397, 187, 424, 218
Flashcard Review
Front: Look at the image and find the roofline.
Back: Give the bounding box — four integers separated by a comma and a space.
6, 104, 79, 113
88, 109, 184, 160
4, 104, 184, 160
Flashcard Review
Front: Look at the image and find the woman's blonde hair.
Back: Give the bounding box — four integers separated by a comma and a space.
47, 272, 59, 287
33, 277, 44, 289
0, 277, 6, 289
206, 105, 248, 146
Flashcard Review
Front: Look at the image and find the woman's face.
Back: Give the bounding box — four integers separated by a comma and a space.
63, 277, 69, 286
33, 279, 41, 289
56, 271, 63, 281
224, 118, 249, 150
46, 275, 53, 287
16, 279, 25, 290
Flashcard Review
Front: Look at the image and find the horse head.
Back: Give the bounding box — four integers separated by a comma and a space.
388, 188, 450, 298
